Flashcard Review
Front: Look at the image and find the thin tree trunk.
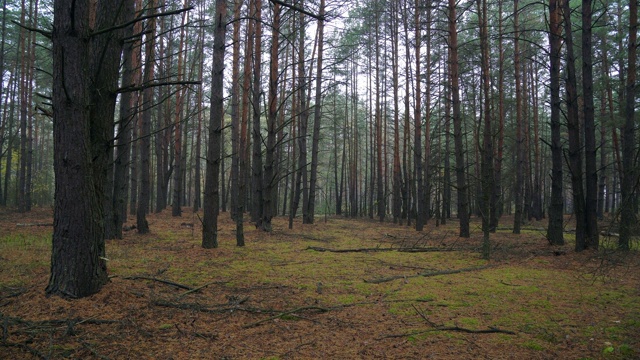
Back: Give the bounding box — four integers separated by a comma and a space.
306, 0, 325, 224
262, 1, 281, 231
618, 0, 637, 250
513, 0, 524, 234
251, 0, 264, 225
414, 0, 424, 230
547, 0, 564, 245
581, 0, 598, 249
112, 0, 138, 238
449, 0, 469, 238
478, 0, 492, 259
137, 0, 156, 234
564, 0, 586, 251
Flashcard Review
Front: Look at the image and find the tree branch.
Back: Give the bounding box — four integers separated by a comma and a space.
268, 0, 324, 21
116, 80, 201, 94
364, 265, 493, 284
92, 7, 194, 38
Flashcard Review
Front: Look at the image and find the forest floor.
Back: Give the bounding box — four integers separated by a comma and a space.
1, 208, 639, 359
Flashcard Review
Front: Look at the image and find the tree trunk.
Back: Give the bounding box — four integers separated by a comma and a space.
251, 0, 264, 225
546, 0, 564, 245
137, 0, 157, 234
478, 0, 492, 259
581, 0, 599, 249
448, 0, 469, 238
619, 0, 637, 250
491, 0, 505, 231
172, 0, 189, 218
262, 1, 281, 232
306, 0, 325, 224
112, 0, 138, 239
202, 0, 227, 249
564, 0, 586, 251
47, 0, 125, 298
392, 0, 401, 224
513, 0, 524, 234
414, 0, 424, 230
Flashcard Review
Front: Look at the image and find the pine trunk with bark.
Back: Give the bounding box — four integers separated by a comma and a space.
619, 0, 637, 251
546, 0, 564, 245
564, 0, 587, 251
202, 0, 227, 249
449, 0, 469, 238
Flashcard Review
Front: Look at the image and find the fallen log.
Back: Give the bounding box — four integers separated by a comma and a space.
364, 265, 493, 284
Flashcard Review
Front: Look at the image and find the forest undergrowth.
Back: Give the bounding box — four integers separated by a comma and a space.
1, 208, 639, 359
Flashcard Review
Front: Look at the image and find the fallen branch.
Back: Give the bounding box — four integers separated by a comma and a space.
364, 265, 493, 284
175, 280, 228, 299
16, 223, 53, 227
122, 276, 193, 290
242, 306, 329, 328
151, 298, 252, 314
412, 304, 515, 335
306, 246, 455, 253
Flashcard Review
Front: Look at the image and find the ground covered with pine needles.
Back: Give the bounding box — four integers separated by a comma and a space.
1, 208, 639, 359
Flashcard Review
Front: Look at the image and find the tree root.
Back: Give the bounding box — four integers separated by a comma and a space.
364, 265, 493, 283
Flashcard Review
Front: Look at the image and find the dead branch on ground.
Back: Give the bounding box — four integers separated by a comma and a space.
306, 246, 456, 253
175, 280, 228, 299
16, 223, 53, 227
122, 276, 193, 290
364, 265, 493, 284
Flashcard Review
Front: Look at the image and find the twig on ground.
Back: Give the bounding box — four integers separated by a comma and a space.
122, 276, 193, 290
16, 223, 53, 227
306, 246, 456, 253
175, 280, 228, 299
364, 265, 493, 284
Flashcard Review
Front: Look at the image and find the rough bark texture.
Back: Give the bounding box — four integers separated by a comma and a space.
306, 0, 325, 224
414, 0, 424, 231
137, 0, 156, 234
262, 2, 281, 232
546, 0, 564, 245
202, 0, 227, 249
449, 0, 469, 238
581, 0, 599, 249
564, 0, 586, 251
513, 0, 524, 235
47, 0, 126, 298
